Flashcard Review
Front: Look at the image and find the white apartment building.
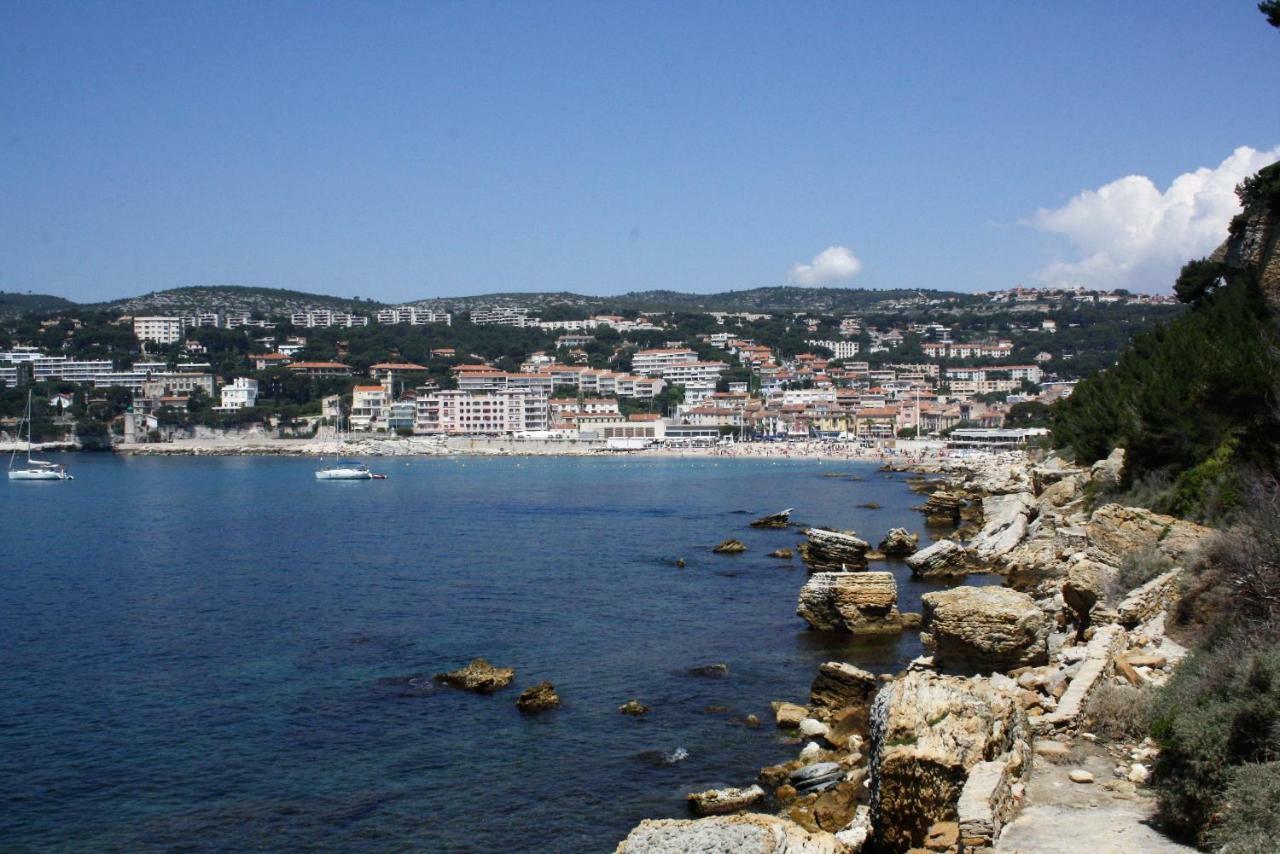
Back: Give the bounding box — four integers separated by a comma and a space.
180, 313, 221, 328
219, 377, 259, 410
290, 311, 370, 328
632, 348, 698, 376
375, 306, 453, 326
350, 384, 390, 430
660, 360, 727, 386
414, 389, 549, 435
133, 316, 183, 345
469, 307, 534, 326
807, 339, 861, 359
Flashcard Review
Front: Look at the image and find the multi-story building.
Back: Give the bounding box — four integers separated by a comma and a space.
413, 389, 549, 435
375, 306, 452, 326
219, 377, 259, 410
632, 348, 698, 375
350, 384, 390, 431
806, 340, 861, 360
180, 313, 220, 328
469, 307, 534, 326
287, 361, 353, 378
133, 316, 183, 345
290, 311, 369, 328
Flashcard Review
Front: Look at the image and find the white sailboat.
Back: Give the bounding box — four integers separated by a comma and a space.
315, 405, 379, 480
8, 390, 73, 481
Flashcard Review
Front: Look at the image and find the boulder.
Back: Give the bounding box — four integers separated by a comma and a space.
1085, 504, 1212, 568
797, 572, 902, 634
615, 814, 840, 854
1038, 475, 1083, 509
869, 671, 1029, 851
1062, 559, 1116, 638
921, 490, 964, 525
713, 539, 747, 554
433, 658, 515, 693
906, 539, 974, 579
799, 529, 870, 572
770, 548, 794, 559
687, 784, 766, 816
921, 587, 1049, 673
775, 702, 809, 728
878, 528, 920, 557
750, 508, 792, 529
515, 681, 560, 713
968, 492, 1035, 560
619, 699, 651, 716
810, 661, 879, 711
790, 762, 846, 794
1089, 448, 1125, 490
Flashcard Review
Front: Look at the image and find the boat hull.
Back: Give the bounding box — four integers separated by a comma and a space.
315, 468, 374, 480
8, 469, 73, 481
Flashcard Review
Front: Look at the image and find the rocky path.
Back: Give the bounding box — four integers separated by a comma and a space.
996, 749, 1193, 854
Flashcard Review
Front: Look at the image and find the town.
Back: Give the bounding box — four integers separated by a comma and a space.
0, 284, 1179, 451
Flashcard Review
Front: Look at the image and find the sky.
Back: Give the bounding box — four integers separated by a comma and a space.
1, 1, 1278, 303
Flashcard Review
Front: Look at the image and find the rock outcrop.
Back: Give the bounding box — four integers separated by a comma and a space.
799, 529, 870, 572
1116, 570, 1181, 628
968, 493, 1035, 561
687, 784, 766, 816
920, 490, 965, 525
1089, 448, 1125, 490
433, 658, 515, 693
1085, 504, 1211, 568
810, 661, 879, 710
921, 587, 1049, 673
750, 509, 792, 529
713, 539, 747, 554
878, 528, 919, 557
797, 571, 902, 634
869, 671, 1029, 851
515, 681, 560, 712
615, 814, 840, 854
906, 539, 974, 579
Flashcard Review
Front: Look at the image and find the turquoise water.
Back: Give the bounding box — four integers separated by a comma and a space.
1, 455, 952, 851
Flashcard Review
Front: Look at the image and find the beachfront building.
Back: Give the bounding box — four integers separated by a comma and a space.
219, 377, 259, 410
413, 389, 550, 435
350, 384, 390, 431
133, 316, 183, 345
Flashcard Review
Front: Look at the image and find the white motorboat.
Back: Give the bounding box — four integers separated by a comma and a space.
8, 390, 73, 481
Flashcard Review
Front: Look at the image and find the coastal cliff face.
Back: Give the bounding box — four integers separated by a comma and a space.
1214, 166, 1280, 308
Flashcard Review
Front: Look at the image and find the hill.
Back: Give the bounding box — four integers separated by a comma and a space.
91, 285, 386, 317
0, 291, 77, 320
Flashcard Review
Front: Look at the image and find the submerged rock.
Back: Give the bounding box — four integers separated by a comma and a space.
921, 586, 1049, 673
619, 699, 651, 716
515, 681, 560, 713
799, 528, 870, 572
796, 571, 902, 634
432, 658, 515, 693
749, 508, 792, 529
687, 784, 766, 815
713, 539, 747, 554
770, 548, 794, 559
878, 528, 919, 557
687, 663, 730, 678
615, 814, 841, 853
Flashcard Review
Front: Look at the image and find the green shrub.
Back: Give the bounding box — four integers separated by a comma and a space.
1083, 682, 1152, 742
1109, 549, 1175, 600
1206, 761, 1280, 852
1150, 637, 1280, 846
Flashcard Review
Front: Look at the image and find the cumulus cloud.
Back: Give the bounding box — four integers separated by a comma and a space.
1030, 145, 1280, 292
788, 245, 863, 286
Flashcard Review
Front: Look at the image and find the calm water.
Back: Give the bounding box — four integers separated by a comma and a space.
1, 455, 961, 852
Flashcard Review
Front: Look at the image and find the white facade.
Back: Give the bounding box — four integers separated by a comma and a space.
632, 348, 697, 376
375, 306, 453, 325
133, 316, 183, 345
414, 389, 549, 435
807, 339, 861, 359
219, 377, 259, 410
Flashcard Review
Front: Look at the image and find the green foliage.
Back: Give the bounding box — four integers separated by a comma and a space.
1174, 258, 1227, 306
1207, 761, 1280, 851
1005, 400, 1051, 428
1150, 638, 1280, 846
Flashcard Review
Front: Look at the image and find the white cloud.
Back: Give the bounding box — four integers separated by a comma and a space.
788, 245, 863, 286
1030, 144, 1280, 292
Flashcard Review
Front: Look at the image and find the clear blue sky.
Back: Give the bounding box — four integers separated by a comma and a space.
2, 1, 1277, 302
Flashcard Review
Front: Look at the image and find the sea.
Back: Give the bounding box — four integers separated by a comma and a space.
0, 454, 973, 852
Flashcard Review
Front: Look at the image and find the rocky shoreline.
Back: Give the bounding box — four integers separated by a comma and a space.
616, 447, 1211, 853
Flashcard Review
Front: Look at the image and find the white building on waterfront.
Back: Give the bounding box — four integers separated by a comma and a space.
414, 389, 549, 435
219, 377, 259, 410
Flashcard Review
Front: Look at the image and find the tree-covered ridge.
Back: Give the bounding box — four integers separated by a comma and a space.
1052, 161, 1280, 521
0, 291, 76, 320
94, 284, 387, 316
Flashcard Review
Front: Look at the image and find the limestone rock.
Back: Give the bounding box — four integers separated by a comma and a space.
770, 548, 794, 559
920, 490, 964, 525
1089, 448, 1126, 490
515, 681, 560, 713
921, 587, 1049, 673
1085, 504, 1212, 568
687, 784, 766, 816
713, 538, 747, 554
878, 528, 920, 557
775, 702, 809, 728
1116, 569, 1181, 628
615, 814, 840, 854
1068, 769, 1094, 784
869, 671, 1029, 851
810, 661, 879, 711
790, 762, 845, 794
1038, 475, 1082, 509
799, 528, 870, 572
432, 658, 515, 693
797, 572, 902, 634
906, 539, 974, 579
968, 492, 1035, 560
619, 699, 651, 716
750, 509, 792, 529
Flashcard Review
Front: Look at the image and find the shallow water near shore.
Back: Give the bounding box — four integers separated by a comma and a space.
1, 455, 980, 851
